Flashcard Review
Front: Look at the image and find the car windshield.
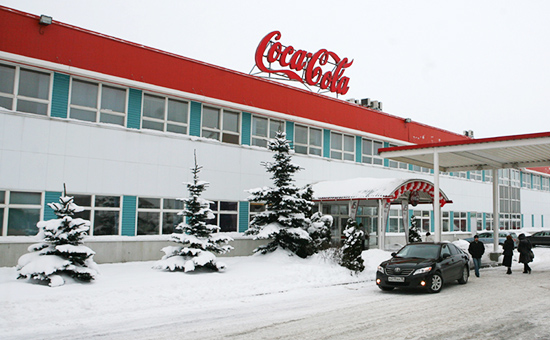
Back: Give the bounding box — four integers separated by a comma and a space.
395, 244, 440, 259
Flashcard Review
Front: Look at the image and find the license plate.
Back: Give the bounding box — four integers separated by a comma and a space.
388, 276, 405, 282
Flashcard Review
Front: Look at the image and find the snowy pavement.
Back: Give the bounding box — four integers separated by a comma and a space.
2, 245, 550, 339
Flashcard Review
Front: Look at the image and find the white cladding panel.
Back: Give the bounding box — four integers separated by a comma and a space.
1, 111, 548, 218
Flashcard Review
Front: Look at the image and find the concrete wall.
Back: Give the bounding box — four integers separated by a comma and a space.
0, 237, 270, 267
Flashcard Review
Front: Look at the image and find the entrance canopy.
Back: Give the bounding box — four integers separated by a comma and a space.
312, 177, 452, 206
378, 131, 550, 248
377, 132, 550, 172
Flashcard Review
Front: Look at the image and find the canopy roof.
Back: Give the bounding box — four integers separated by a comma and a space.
312, 178, 452, 206
378, 132, 550, 173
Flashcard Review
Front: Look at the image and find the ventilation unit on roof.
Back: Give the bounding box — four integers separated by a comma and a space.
463, 130, 474, 138
345, 97, 383, 110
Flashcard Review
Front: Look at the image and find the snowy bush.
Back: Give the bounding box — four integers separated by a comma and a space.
245, 131, 320, 258
154, 153, 233, 272
308, 212, 333, 252
340, 218, 365, 273
409, 215, 423, 243
17, 194, 99, 287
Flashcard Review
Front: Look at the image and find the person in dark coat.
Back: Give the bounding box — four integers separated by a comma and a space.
502, 234, 515, 274
517, 233, 533, 274
468, 234, 485, 277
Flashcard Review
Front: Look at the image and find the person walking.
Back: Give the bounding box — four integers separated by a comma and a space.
502, 234, 515, 275
517, 233, 533, 274
468, 234, 485, 277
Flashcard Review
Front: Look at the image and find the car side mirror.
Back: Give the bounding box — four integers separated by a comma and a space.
442, 253, 451, 259
391, 252, 397, 257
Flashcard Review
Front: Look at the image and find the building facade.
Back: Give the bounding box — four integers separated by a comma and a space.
1, 6, 549, 265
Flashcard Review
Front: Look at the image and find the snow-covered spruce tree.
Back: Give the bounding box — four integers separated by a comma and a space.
154, 153, 233, 272
17, 191, 98, 287
409, 215, 422, 243
340, 218, 365, 273
308, 212, 333, 252
246, 131, 316, 258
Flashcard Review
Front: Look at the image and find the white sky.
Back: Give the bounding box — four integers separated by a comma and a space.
3, 0, 550, 138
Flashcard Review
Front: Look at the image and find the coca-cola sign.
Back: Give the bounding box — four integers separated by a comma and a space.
254, 31, 353, 95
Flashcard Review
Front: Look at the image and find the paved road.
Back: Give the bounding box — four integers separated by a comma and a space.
93, 264, 550, 340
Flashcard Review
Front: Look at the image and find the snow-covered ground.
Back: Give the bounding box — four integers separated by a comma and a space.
2, 240, 550, 340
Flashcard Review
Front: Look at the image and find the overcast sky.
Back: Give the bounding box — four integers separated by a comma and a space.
3, 0, 549, 138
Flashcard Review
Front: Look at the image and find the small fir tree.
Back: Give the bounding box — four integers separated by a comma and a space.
409, 215, 422, 243
245, 131, 315, 258
17, 187, 98, 287
340, 218, 365, 273
154, 153, 233, 272
308, 212, 333, 252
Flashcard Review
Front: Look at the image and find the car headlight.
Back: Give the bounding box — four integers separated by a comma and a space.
377, 265, 385, 273
413, 266, 432, 275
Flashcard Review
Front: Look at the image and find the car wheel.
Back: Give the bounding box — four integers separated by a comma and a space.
379, 286, 394, 291
427, 273, 443, 293
458, 266, 469, 284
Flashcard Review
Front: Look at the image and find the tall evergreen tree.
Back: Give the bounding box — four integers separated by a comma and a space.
340, 218, 365, 273
154, 152, 233, 272
17, 187, 98, 287
246, 131, 315, 258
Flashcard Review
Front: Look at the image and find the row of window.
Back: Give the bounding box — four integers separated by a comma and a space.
0, 190, 240, 237
2, 62, 550, 190
0, 190, 542, 237
387, 210, 522, 234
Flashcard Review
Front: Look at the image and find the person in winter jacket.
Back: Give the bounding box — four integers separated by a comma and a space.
502, 234, 515, 275
517, 233, 533, 274
468, 234, 485, 277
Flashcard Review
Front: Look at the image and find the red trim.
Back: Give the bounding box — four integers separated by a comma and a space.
380, 131, 550, 153
0, 6, 469, 145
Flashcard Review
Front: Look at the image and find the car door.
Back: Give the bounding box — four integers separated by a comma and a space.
439, 244, 461, 280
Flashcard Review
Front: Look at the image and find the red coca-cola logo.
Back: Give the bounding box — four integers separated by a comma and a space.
254, 31, 353, 95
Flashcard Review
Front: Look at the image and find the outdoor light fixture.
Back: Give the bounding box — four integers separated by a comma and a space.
39, 15, 52, 25
404, 118, 412, 123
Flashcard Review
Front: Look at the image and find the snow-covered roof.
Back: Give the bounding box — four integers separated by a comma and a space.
311, 177, 451, 206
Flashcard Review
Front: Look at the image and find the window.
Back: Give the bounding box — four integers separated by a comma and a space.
249, 202, 266, 221
471, 212, 483, 231
387, 144, 408, 169
533, 175, 541, 190
207, 200, 238, 232
388, 209, 403, 233
0, 63, 51, 115
470, 170, 483, 181
330, 132, 355, 161
442, 211, 450, 232
412, 165, 431, 173
451, 171, 468, 179
0, 190, 42, 236
69, 79, 127, 126
251, 116, 285, 147
142, 94, 189, 134
542, 177, 550, 191
202, 106, 240, 144
522, 172, 531, 189
361, 138, 383, 165
294, 125, 322, 156
453, 212, 467, 232
413, 210, 431, 234
137, 197, 184, 235
510, 169, 521, 187
70, 194, 121, 235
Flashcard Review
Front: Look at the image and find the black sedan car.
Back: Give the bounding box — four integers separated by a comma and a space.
376, 242, 470, 293
527, 231, 550, 247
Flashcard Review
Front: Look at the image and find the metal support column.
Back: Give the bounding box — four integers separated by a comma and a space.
434, 150, 441, 242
